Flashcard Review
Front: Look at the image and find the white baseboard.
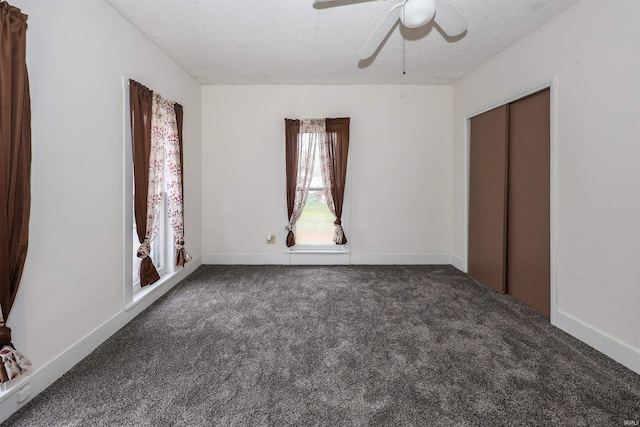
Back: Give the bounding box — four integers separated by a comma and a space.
204, 253, 354, 265
202, 253, 290, 265
553, 310, 640, 375
450, 254, 466, 272
203, 253, 452, 266
349, 253, 452, 265
289, 252, 350, 265
0, 256, 202, 424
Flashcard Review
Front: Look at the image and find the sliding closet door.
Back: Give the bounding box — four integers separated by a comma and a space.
468, 105, 509, 293
507, 89, 551, 316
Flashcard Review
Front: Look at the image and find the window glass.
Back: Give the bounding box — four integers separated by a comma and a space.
295, 140, 334, 245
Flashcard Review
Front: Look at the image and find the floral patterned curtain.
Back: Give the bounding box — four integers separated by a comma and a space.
284, 119, 320, 247
152, 94, 191, 266
137, 92, 170, 280
0, 313, 31, 383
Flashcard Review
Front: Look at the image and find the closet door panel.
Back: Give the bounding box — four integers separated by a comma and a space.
507, 89, 551, 316
468, 105, 509, 293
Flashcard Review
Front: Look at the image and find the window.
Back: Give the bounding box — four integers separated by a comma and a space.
126, 79, 190, 297
295, 135, 335, 246
284, 118, 351, 252
128, 91, 174, 293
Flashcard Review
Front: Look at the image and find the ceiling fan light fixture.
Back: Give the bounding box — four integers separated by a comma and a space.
321, 0, 467, 60
400, 0, 436, 29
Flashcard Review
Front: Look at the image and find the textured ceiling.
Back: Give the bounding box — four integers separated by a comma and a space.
106, 0, 580, 85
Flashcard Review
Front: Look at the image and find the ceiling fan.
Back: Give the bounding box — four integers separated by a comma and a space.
314, 0, 467, 60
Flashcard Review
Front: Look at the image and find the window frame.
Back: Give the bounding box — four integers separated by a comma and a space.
285, 132, 351, 255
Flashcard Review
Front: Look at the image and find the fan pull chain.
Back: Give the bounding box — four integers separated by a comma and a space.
403, 37, 406, 75
402, 4, 407, 75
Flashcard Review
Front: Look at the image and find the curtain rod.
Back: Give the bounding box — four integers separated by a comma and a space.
123, 77, 183, 108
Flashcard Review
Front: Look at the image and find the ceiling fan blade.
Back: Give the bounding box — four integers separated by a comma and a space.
433, 0, 467, 37
314, 0, 380, 4
358, 3, 403, 60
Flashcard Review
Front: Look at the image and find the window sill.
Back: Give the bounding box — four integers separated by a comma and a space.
125, 271, 176, 311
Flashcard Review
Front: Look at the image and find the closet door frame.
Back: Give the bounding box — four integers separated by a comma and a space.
462, 77, 558, 322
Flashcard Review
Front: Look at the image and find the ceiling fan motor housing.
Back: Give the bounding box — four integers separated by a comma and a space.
400, 0, 436, 28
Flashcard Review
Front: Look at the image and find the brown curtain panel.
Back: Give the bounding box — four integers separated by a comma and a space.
129, 80, 160, 286
174, 104, 185, 195
325, 118, 350, 244
0, 1, 33, 382
284, 119, 300, 247
0, 1, 30, 340
173, 103, 189, 267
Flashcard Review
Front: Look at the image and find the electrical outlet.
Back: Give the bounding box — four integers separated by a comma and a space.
266, 234, 276, 244
16, 384, 31, 403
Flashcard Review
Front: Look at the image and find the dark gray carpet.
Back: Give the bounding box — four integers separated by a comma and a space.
3, 265, 639, 426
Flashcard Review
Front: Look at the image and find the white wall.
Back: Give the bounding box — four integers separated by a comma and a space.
453, 0, 640, 372
202, 85, 453, 264
3, 0, 635, 421
1, 0, 202, 416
